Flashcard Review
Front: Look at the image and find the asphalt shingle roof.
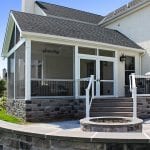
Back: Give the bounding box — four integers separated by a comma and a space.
36, 1, 104, 24
12, 11, 142, 49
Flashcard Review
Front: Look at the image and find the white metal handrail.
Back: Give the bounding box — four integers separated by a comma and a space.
85, 75, 94, 118
130, 73, 137, 119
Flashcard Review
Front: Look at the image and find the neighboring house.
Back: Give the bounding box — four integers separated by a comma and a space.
1, 0, 150, 121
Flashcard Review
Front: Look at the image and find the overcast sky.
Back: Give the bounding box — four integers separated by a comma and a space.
0, 0, 131, 78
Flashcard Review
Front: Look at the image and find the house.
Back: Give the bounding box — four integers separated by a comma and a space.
1, 0, 150, 122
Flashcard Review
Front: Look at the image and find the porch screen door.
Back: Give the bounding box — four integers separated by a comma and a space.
99, 61, 114, 96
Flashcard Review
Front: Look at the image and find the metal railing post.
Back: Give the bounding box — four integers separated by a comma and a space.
91, 75, 94, 98
131, 73, 137, 119
86, 89, 90, 118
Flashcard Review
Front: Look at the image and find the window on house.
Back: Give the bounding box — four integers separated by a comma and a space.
79, 47, 97, 55
8, 24, 20, 51
15, 44, 25, 99
125, 56, 135, 85
8, 54, 14, 99
99, 50, 115, 57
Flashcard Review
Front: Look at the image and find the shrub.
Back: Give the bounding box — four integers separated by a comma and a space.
0, 80, 6, 97
0, 96, 6, 110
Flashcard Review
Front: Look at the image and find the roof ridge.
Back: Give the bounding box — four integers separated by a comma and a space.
36, 1, 103, 17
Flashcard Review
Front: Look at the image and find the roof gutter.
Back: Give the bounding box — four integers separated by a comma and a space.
21, 31, 144, 53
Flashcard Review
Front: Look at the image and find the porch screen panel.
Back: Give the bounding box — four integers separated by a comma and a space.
15, 44, 25, 99
8, 54, 14, 99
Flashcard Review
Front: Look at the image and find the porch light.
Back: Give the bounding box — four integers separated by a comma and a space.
120, 54, 126, 62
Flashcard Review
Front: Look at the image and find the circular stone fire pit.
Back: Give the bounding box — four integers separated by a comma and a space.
80, 117, 143, 132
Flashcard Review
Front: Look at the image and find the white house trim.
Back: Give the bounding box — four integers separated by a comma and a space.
100, 1, 150, 26
25, 40, 31, 100
21, 31, 144, 53
6, 38, 26, 58
75, 45, 79, 98
2, 15, 14, 57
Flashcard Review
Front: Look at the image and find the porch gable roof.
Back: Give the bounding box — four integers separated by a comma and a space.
12, 10, 142, 50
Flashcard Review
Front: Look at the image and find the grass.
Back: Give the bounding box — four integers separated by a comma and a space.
0, 97, 25, 124
0, 109, 25, 124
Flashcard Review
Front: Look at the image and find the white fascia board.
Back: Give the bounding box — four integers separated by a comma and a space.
100, 1, 150, 26
22, 31, 145, 53
1, 14, 14, 57
2, 12, 23, 58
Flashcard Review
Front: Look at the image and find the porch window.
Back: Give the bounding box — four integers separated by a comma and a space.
79, 47, 97, 55
99, 50, 115, 57
15, 44, 25, 99
125, 56, 135, 96
9, 24, 20, 51
31, 42, 74, 97
7, 54, 14, 99
125, 56, 135, 85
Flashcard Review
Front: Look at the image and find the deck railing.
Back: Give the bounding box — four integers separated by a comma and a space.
130, 73, 150, 119
84, 75, 95, 118
134, 75, 150, 96
31, 79, 74, 97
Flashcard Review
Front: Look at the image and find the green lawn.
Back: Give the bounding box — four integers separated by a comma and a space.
0, 109, 25, 124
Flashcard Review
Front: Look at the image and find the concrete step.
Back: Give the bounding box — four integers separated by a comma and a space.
92, 102, 133, 107
92, 98, 132, 103
90, 112, 133, 117
91, 107, 133, 112
90, 97, 133, 117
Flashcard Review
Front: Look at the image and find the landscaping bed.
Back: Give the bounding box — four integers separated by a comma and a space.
0, 97, 25, 124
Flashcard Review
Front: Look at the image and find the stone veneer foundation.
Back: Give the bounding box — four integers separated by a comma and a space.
7, 99, 85, 122
6, 96, 150, 122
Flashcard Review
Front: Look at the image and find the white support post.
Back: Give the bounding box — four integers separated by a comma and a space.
75, 45, 79, 98
86, 89, 90, 118
25, 40, 31, 100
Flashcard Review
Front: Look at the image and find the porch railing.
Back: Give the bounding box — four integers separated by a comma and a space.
31, 79, 74, 97
130, 73, 150, 119
85, 75, 95, 118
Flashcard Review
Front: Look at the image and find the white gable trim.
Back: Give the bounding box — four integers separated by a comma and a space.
100, 1, 150, 26
1, 12, 23, 57
1, 15, 14, 57
22, 31, 144, 53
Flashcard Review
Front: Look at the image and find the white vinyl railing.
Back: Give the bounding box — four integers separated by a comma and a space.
129, 73, 137, 119
130, 73, 150, 119
85, 75, 94, 118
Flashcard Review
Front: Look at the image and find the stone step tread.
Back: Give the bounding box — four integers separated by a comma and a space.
91, 107, 133, 110
93, 99, 133, 103
91, 103, 133, 107
90, 112, 133, 117
91, 110, 133, 113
